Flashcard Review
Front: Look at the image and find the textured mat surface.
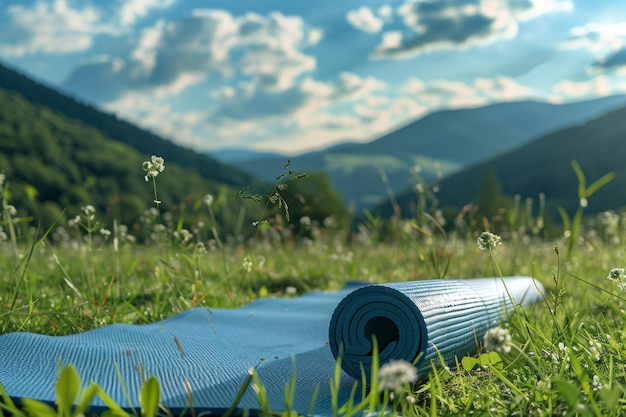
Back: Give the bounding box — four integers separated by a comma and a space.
0, 277, 543, 415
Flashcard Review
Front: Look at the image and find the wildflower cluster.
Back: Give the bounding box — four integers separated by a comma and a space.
143, 155, 165, 181
483, 326, 512, 354
378, 359, 418, 391
477, 231, 502, 251
607, 267, 626, 291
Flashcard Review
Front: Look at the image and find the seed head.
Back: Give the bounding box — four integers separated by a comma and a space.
378, 359, 418, 391
607, 268, 625, 281
483, 326, 512, 354
477, 231, 502, 251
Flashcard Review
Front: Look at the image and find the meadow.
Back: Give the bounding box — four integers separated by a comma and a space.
1, 161, 626, 417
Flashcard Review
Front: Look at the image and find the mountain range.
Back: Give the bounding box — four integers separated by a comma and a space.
231, 96, 626, 214
376, 103, 626, 219
3, 58, 626, 234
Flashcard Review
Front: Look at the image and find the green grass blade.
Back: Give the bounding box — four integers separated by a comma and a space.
570, 160, 586, 200
585, 171, 616, 197
139, 376, 160, 417
55, 365, 80, 417
21, 399, 57, 417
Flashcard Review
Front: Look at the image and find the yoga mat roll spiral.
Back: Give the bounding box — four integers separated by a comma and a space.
328, 277, 544, 379
0, 277, 543, 415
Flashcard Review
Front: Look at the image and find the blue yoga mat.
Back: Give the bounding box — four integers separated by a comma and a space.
0, 277, 543, 415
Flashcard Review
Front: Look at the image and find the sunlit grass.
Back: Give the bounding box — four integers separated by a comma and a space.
2, 160, 626, 416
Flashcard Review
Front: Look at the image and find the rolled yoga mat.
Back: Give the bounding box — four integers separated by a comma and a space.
0, 277, 543, 416
328, 277, 543, 380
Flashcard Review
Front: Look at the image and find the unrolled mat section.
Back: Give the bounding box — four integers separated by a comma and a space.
0, 277, 544, 415
328, 277, 544, 380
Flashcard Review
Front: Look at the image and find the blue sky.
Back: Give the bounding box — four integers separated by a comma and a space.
2, 0, 626, 155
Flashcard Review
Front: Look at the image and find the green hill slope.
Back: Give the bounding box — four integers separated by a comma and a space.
239, 97, 626, 213
0, 88, 260, 235
0, 61, 262, 189
380, 104, 626, 219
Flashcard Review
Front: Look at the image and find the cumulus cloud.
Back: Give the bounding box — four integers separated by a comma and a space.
373, 0, 572, 58
206, 74, 536, 154
562, 22, 626, 53
552, 76, 613, 98
118, 0, 175, 26
346, 7, 385, 33
171, 71, 389, 152
0, 0, 110, 56
402, 75, 535, 108
209, 72, 385, 121
0, 0, 181, 57
560, 23, 626, 73
63, 9, 323, 102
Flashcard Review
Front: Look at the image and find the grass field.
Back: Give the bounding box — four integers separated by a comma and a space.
1, 164, 626, 416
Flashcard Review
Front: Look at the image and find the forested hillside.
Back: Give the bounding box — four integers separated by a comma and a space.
239, 96, 626, 213
375, 104, 626, 222
0, 62, 262, 189
0, 88, 261, 234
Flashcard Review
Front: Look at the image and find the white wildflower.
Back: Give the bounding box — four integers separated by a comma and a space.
5, 205, 17, 216
477, 232, 502, 251
591, 375, 602, 391
174, 228, 193, 245
483, 327, 512, 354
378, 359, 418, 391
242, 256, 253, 273
588, 339, 602, 362
68, 215, 81, 228
323, 216, 337, 228
607, 268, 626, 292
607, 268, 624, 281
143, 155, 165, 181
203, 194, 214, 207
81, 205, 96, 221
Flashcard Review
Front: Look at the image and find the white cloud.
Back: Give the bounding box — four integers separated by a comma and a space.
101, 66, 541, 155
552, 76, 614, 99
378, 5, 394, 21
373, 0, 572, 58
118, 0, 175, 26
346, 6, 385, 33
401, 75, 535, 108
561, 22, 626, 54
0, 0, 181, 57
207, 74, 535, 154
0, 0, 109, 56
63, 9, 323, 101
209, 72, 385, 121
560, 23, 626, 73
104, 91, 210, 149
